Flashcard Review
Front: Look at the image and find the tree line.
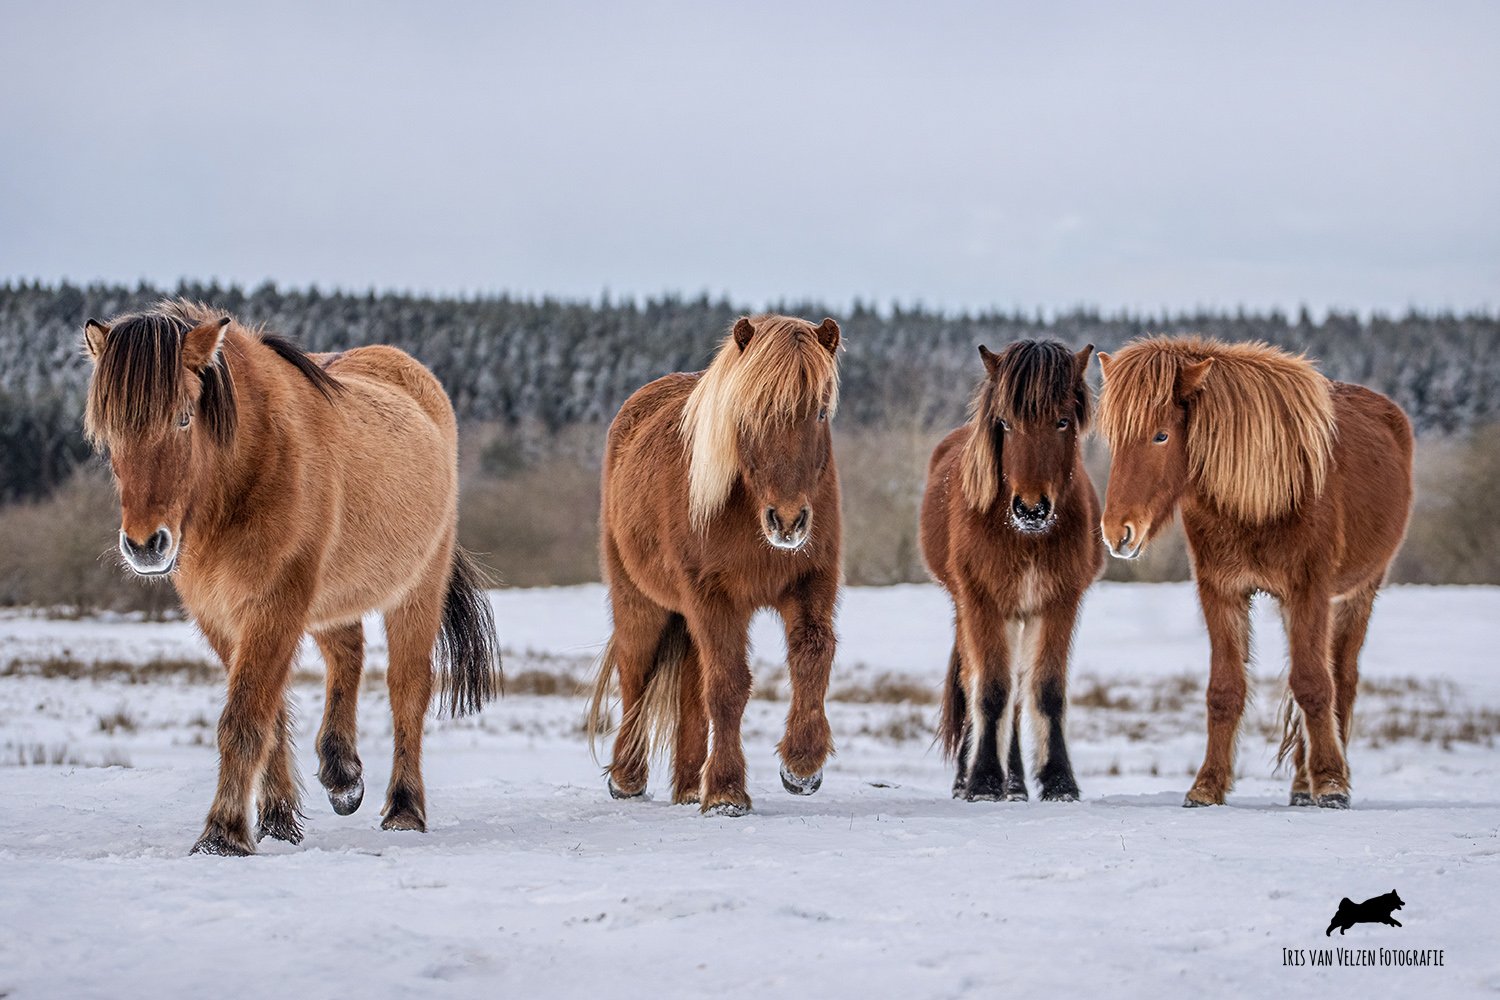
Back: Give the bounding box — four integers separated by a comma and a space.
2, 279, 1496, 503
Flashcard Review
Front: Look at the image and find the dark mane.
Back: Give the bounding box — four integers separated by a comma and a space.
977, 339, 1091, 429
958, 340, 1090, 511
85, 300, 340, 447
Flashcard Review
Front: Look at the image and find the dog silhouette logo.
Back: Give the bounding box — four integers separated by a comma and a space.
1326, 891, 1405, 936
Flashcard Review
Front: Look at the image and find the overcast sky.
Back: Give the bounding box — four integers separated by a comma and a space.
3, 2, 1496, 314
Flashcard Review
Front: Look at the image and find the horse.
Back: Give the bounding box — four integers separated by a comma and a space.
921, 340, 1102, 803
585, 314, 842, 816
1096, 335, 1413, 809
82, 300, 500, 855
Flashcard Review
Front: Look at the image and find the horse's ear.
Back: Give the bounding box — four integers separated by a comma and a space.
978, 345, 1001, 373
815, 317, 840, 354
1097, 351, 1113, 378
83, 319, 110, 362
732, 317, 755, 352
182, 316, 231, 371
1176, 357, 1215, 399
1073, 344, 1094, 378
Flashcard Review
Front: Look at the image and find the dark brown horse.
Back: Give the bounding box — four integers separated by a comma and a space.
922, 340, 1102, 802
1097, 336, 1413, 808
586, 314, 842, 816
83, 300, 500, 854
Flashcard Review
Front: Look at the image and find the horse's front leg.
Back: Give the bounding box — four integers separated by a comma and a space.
193, 619, 303, 856
1286, 591, 1347, 808
774, 574, 837, 795
1028, 597, 1084, 802
687, 600, 754, 816
955, 584, 1016, 802
1185, 582, 1250, 807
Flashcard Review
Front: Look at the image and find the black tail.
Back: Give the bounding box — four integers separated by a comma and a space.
436, 547, 503, 717
939, 643, 966, 761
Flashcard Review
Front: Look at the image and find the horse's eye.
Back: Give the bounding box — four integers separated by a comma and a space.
817, 407, 828, 423
1057, 417, 1070, 431
1153, 431, 1169, 443
999, 419, 1010, 432
178, 411, 192, 430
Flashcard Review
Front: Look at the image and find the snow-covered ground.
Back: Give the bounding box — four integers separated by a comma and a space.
2, 583, 1497, 998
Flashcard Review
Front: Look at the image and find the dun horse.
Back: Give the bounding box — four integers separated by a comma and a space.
922, 340, 1102, 802
587, 315, 842, 815
1097, 336, 1413, 808
83, 300, 500, 855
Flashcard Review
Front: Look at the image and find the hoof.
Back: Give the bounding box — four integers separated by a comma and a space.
380, 809, 427, 832
703, 801, 751, 818
255, 805, 304, 845
779, 763, 823, 796
327, 778, 365, 816
607, 776, 649, 801
1315, 793, 1351, 810
1041, 789, 1079, 803
191, 830, 254, 857
963, 773, 1006, 802
1004, 789, 1030, 802
1182, 794, 1221, 808
1289, 791, 1314, 807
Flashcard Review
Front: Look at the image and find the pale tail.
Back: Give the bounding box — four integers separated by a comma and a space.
586, 615, 692, 768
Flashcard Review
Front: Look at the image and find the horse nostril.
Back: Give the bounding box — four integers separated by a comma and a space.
147, 528, 171, 558
792, 507, 810, 534
1035, 497, 1052, 519
765, 507, 782, 533
1121, 524, 1134, 547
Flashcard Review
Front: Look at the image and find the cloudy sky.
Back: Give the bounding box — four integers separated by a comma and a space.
3, 2, 1496, 314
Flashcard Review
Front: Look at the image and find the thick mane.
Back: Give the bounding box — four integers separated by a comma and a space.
1098, 335, 1334, 523
960, 340, 1089, 511
85, 299, 338, 448
679, 315, 840, 530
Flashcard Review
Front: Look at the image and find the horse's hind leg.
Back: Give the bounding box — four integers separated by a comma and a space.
1331, 585, 1377, 748
380, 560, 447, 833
604, 576, 673, 800
256, 700, 304, 844
671, 639, 708, 805
313, 622, 366, 815
775, 573, 837, 795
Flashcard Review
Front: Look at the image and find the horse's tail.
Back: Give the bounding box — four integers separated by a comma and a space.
586, 614, 690, 766
436, 547, 503, 717
1275, 687, 1302, 770
938, 643, 966, 761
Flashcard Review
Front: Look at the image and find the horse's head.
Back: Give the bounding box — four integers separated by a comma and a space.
682, 314, 840, 552
1096, 348, 1214, 559
960, 340, 1093, 533
83, 306, 236, 576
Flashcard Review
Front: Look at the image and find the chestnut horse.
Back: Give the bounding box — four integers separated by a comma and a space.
1097, 336, 1412, 809
922, 340, 1102, 802
83, 300, 500, 855
586, 314, 841, 816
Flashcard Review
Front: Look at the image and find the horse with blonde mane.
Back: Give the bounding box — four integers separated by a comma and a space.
587, 314, 842, 815
922, 340, 1102, 802
83, 300, 500, 854
1097, 336, 1413, 808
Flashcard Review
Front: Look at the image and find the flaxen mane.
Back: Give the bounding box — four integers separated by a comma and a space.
85, 299, 339, 448
959, 340, 1091, 511
679, 315, 840, 529
1098, 336, 1334, 524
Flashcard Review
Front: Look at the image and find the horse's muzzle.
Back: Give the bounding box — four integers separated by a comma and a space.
1102, 520, 1144, 560
763, 506, 811, 551
1010, 495, 1054, 534
120, 526, 178, 576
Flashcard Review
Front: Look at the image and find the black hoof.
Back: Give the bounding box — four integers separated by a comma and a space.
1041, 788, 1080, 803
963, 771, 1006, 802
607, 776, 649, 800
191, 830, 254, 857
1289, 791, 1314, 807
326, 777, 364, 816
779, 763, 823, 796
255, 804, 304, 844
1314, 793, 1351, 810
